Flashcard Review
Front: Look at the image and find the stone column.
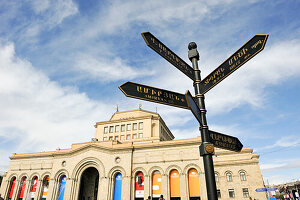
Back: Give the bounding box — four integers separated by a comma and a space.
34, 179, 43, 200
63, 178, 74, 200
144, 175, 150, 199
122, 176, 131, 200
161, 174, 168, 199
180, 173, 188, 200
99, 177, 109, 200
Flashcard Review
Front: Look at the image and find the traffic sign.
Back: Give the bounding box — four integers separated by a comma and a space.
119, 81, 189, 109
185, 90, 203, 125
209, 130, 243, 152
141, 32, 195, 81
200, 34, 269, 94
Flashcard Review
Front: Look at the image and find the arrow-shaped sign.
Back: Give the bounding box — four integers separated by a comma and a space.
119, 81, 189, 109
185, 90, 203, 126
209, 130, 243, 152
200, 34, 269, 94
141, 32, 195, 81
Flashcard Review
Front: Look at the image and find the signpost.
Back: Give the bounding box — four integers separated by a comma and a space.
209, 130, 243, 152
200, 34, 268, 94
119, 81, 189, 109
119, 32, 268, 200
141, 32, 195, 81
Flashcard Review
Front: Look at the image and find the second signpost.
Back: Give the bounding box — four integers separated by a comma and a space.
120, 32, 268, 200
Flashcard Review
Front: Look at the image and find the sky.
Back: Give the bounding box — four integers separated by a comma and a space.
0, 0, 300, 185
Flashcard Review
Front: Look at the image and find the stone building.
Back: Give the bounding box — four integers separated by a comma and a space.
0, 109, 266, 200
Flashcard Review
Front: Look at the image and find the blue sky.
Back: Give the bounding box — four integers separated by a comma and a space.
0, 0, 300, 185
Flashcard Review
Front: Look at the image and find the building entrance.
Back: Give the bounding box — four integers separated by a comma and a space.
78, 167, 99, 200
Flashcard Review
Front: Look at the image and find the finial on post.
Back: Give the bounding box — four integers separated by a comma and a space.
188, 42, 199, 61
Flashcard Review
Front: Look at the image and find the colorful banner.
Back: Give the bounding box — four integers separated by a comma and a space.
152, 171, 162, 198
42, 177, 50, 199
113, 173, 122, 200
57, 176, 66, 200
135, 172, 144, 198
19, 178, 27, 198
8, 177, 16, 198
188, 169, 200, 197
170, 169, 180, 197
30, 177, 38, 198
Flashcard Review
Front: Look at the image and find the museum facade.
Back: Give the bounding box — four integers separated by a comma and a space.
0, 109, 266, 200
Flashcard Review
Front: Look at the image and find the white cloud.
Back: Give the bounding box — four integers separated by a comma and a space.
0, 41, 114, 172
74, 54, 155, 82
257, 135, 300, 151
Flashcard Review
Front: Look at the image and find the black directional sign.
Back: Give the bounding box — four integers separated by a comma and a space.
141, 32, 195, 81
119, 81, 189, 109
200, 34, 269, 94
185, 90, 203, 126
209, 130, 243, 152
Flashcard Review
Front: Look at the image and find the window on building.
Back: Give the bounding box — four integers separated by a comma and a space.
115, 125, 120, 132
103, 137, 107, 141
215, 173, 219, 182
226, 172, 233, 182
109, 126, 114, 133
139, 122, 143, 130
121, 124, 125, 132
133, 123, 137, 130
228, 189, 235, 198
109, 136, 113, 140
240, 171, 246, 181
104, 126, 108, 134
217, 189, 221, 198
133, 134, 137, 139
115, 136, 119, 141
120, 135, 125, 140
243, 188, 249, 197
139, 133, 143, 138
126, 134, 131, 140
127, 124, 131, 131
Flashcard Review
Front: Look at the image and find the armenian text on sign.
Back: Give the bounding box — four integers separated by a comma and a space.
141, 32, 195, 81
200, 34, 268, 94
209, 130, 243, 152
119, 81, 189, 109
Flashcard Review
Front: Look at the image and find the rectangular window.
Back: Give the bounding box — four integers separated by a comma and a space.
133, 134, 137, 139
217, 190, 221, 198
133, 123, 137, 130
139, 133, 143, 138
215, 173, 219, 182
104, 126, 108, 134
127, 124, 131, 131
109, 136, 113, 141
115, 125, 119, 132
120, 135, 125, 140
126, 134, 131, 140
121, 124, 125, 132
109, 126, 114, 133
228, 189, 235, 198
115, 136, 119, 141
243, 188, 249, 197
139, 122, 143, 130
103, 137, 107, 141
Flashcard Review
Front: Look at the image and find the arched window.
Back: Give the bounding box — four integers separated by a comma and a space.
215, 173, 219, 182
29, 176, 38, 200
135, 171, 144, 200
226, 172, 233, 182
188, 168, 200, 200
16, 176, 27, 200
6, 176, 16, 200
240, 171, 246, 181
169, 169, 180, 199
113, 173, 122, 200
57, 175, 66, 200
40, 175, 50, 200
152, 170, 162, 199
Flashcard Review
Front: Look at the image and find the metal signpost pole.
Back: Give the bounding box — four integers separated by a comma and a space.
188, 42, 218, 200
